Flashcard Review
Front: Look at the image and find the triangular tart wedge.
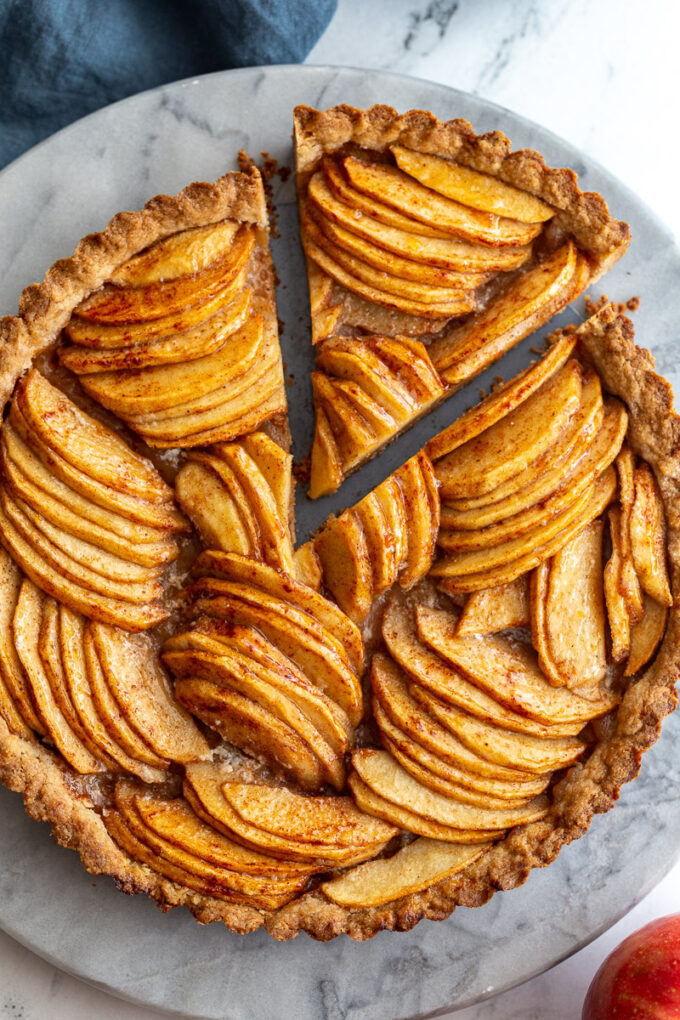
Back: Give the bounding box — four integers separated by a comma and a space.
294, 103, 630, 496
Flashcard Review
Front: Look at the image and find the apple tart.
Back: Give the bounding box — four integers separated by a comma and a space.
0, 144, 677, 945
293, 104, 630, 497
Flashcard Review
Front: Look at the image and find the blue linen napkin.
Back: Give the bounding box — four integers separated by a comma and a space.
0, 0, 337, 169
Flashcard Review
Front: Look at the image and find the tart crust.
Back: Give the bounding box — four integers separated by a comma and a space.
0, 304, 677, 940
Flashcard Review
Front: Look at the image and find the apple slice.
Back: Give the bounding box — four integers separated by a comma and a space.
391, 145, 555, 222
375, 474, 408, 574
314, 510, 373, 625
367, 335, 445, 403
312, 371, 381, 466
308, 404, 344, 499
13, 581, 105, 773
74, 226, 254, 323
604, 508, 631, 664
435, 360, 582, 499
381, 601, 581, 737
615, 447, 644, 625
57, 606, 166, 781
410, 687, 584, 774
316, 338, 418, 422
625, 595, 669, 677
59, 287, 252, 374
395, 453, 440, 589
191, 551, 364, 674
293, 542, 323, 591
457, 577, 530, 635
530, 559, 566, 687
91, 622, 209, 763
426, 333, 577, 462
189, 580, 363, 725
308, 172, 533, 272
357, 490, 398, 593
110, 221, 241, 287
342, 157, 542, 247
415, 606, 616, 724
351, 749, 550, 830
629, 464, 672, 607
175, 460, 255, 557
239, 432, 292, 528
0, 548, 44, 733
323, 836, 488, 908
333, 378, 398, 442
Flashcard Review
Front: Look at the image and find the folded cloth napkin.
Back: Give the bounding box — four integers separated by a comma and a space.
0, 0, 337, 169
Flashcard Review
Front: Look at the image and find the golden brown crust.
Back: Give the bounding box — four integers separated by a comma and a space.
0, 168, 268, 409
293, 104, 630, 270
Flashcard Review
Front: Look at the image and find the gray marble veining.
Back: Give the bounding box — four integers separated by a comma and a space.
0, 64, 679, 1020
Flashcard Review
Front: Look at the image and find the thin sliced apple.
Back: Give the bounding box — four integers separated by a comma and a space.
91, 622, 209, 763
457, 577, 530, 635
334, 378, 397, 442
192, 551, 364, 674
625, 595, 668, 677
60, 287, 252, 373
342, 157, 542, 247
314, 510, 373, 625
367, 335, 445, 403
110, 221, 241, 287
356, 490, 398, 593
306, 261, 343, 344
629, 464, 672, 606
308, 172, 533, 272
435, 360, 582, 499
426, 334, 577, 461
13, 581, 105, 773
145, 388, 286, 450
530, 559, 565, 687
0, 548, 44, 733
316, 338, 417, 423
604, 507, 631, 664
391, 145, 554, 222
352, 749, 549, 830
395, 453, 439, 589
312, 371, 380, 467
615, 447, 644, 624
239, 432, 292, 528
74, 227, 254, 323
293, 542, 323, 591
323, 836, 488, 908
374, 474, 408, 575
308, 404, 344, 499
175, 460, 254, 557
415, 605, 616, 724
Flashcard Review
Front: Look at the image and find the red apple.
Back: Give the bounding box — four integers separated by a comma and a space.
582, 913, 680, 1018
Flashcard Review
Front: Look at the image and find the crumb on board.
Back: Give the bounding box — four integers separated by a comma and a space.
585, 293, 640, 316
293, 456, 311, 486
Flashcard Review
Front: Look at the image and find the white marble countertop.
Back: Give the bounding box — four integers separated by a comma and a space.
2, 0, 680, 1017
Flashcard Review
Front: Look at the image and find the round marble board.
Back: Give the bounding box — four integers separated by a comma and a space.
0, 65, 679, 1020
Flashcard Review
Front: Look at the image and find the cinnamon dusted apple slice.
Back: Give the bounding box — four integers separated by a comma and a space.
316, 337, 418, 423
357, 491, 398, 593
176, 458, 256, 558
322, 837, 489, 908
415, 606, 617, 724
0, 548, 44, 734
456, 577, 530, 635
615, 447, 644, 624
625, 595, 669, 677
109, 221, 242, 286
367, 335, 444, 403
314, 510, 373, 625
13, 581, 105, 773
342, 157, 543, 247
435, 360, 582, 500
59, 287, 252, 373
308, 405, 343, 499
432, 466, 617, 588
90, 622, 209, 763
293, 542, 323, 591
239, 432, 293, 529
74, 226, 254, 323
629, 464, 672, 607
530, 560, 566, 687
395, 452, 440, 589
306, 261, 343, 344
381, 604, 581, 738
391, 145, 555, 223
430, 244, 588, 384
192, 551, 364, 674
603, 508, 631, 664
375, 474, 408, 570
351, 749, 550, 831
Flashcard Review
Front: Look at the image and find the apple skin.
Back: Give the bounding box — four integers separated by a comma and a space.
582, 914, 680, 1019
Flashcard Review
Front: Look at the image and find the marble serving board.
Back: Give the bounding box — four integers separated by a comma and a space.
0, 65, 679, 1020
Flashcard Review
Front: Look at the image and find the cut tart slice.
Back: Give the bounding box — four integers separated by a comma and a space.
294, 104, 630, 496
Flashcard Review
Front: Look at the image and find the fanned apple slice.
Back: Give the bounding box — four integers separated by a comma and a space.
308, 173, 533, 272
316, 338, 418, 422
0, 548, 44, 733
59, 287, 252, 373
395, 453, 440, 589
293, 542, 323, 591
432, 467, 617, 585
357, 491, 397, 593
615, 447, 644, 624
308, 404, 344, 499
375, 475, 408, 572
415, 606, 616, 724
625, 595, 669, 677
381, 602, 581, 737
629, 464, 672, 606
323, 837, 488, 908
80, 313, 264, 415
312, 372, 379, 461
91, 623, 209, 763
110, 221, 242, 286
239, 432, 292, 528
13, 581, 105, 773
457, 577, 530, 635
192, 551, 364, 674
74, 226, 254, 323
391, 145, 555, 222
175, 461, 254, 557
367, 335, 444, 403
342, 157, 542, 247
530, 560, 564, 687
435, 360, 582, 499
352, 749, 550, 830
603, 508, 631, 664
371, 655, 540, 782
314, 510, 373, 625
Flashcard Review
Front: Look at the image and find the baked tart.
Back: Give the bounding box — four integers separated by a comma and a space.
293, 104, 630, 496
0, 121, 677, 944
